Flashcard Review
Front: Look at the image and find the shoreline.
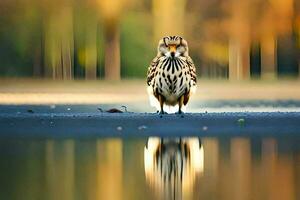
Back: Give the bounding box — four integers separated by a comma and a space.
1, 112, 299, 138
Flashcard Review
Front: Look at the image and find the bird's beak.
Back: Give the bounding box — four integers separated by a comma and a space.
169, 45, 176, 54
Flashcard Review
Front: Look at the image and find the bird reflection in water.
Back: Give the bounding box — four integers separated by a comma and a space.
144, 137, 204, 200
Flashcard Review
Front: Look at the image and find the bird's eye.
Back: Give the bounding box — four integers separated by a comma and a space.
163, 38, 168, 47
160, 43, 166, 48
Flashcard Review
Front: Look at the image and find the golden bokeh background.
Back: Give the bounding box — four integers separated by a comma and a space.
0, 0, 299, 81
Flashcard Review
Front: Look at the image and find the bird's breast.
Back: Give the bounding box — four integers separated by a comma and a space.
153, 57, 191, 104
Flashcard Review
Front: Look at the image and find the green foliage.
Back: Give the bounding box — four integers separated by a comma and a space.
120, 13, 155, 78
0, 1, 42, 77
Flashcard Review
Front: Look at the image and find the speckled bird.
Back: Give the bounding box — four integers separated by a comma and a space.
147, 36, 197, 114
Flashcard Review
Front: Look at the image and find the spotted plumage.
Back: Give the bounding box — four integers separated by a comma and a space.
147, 36, 197, 114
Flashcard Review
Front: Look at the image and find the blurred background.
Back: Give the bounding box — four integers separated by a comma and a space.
0, 0, 300, 80
1, 2, 300, 199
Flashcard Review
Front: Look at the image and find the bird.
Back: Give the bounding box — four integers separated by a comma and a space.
147, 36, 197, 115
144, 137, 204, 200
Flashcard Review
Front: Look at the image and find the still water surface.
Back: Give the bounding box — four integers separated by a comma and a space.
0, 136, 300, 200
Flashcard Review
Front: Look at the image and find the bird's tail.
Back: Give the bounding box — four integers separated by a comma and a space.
147, 86, 187, 113
147, 86, 160, 110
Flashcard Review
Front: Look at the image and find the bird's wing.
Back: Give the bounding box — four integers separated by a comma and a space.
147, 56, 160, 86
147, 56, 162, 111
186, 56, 197, 86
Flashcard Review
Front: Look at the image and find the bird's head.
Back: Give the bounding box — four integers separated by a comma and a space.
157, 36, 189, 58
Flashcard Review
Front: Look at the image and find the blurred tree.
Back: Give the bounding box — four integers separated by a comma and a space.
83, 0, 99, 80
120, 12, 154, 77
250, 42, 261, 78
186, 0, 228, 78
259, 0, 296, 79
201, 20, 229, 78
42, 0, 74, 80
98, 0, 125, 81
227, 0, 251, 80
152, 0, 186, 42
260, 13, 277, 79
296, 3, 300, 77
275, 0, 298, 78
1, 0, 300, 80
84, 20, 98, 80
72, 0, 104, 79
0, 0, 43, 77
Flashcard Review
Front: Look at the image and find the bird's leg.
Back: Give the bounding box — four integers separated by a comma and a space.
158, 95, 165, 115
176, 96, 184, 116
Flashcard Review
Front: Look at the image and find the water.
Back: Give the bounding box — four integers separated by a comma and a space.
0, 136, 300, 200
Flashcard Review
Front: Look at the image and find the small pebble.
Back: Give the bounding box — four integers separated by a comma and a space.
202, 126, 208, 131
138, 125, 147, 130
27, 109, 34, 113
117, 126, 123, 131
107, 108, 123, 113
237, 118, 245, 126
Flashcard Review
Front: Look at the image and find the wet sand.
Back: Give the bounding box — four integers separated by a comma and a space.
1, 111, 299, 138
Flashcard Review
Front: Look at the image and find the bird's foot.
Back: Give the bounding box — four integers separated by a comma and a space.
175, 110, 185, 118
158, 110, 167, 118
